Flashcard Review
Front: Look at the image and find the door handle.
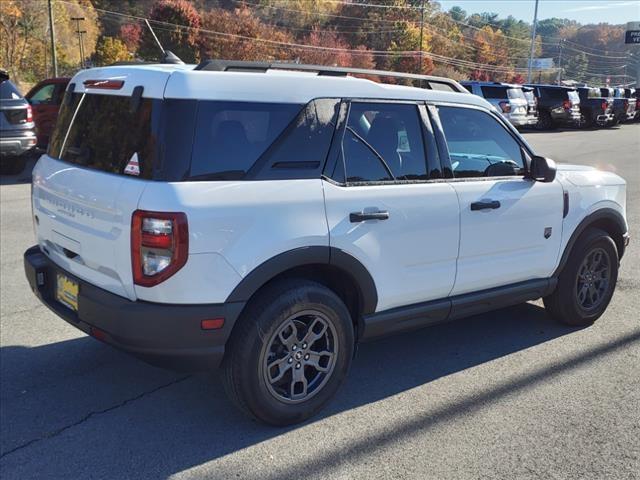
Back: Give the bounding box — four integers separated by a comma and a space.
470, 200, 501, 211
350, 210, 390, 223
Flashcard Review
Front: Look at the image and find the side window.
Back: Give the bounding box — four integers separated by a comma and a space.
29, 84, 55, 104
437, 106, 525, 178
258, 99, 339, 171
190, 101, 302, 180
342, 102, 428, 183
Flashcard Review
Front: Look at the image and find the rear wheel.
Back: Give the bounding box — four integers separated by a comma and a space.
222, 279, 354, 426
538, 111, 555, 130
544, 228, 618, 326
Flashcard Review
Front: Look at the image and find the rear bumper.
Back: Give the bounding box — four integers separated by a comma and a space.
24, 245, 245, 372
0, 133, 37, 157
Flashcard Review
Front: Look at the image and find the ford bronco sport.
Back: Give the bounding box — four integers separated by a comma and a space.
24, 61, 629, 426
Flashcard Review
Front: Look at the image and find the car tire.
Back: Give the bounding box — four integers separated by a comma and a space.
538, 111, 555, 130
544, 228, 618, 326
221, 278, 354, 426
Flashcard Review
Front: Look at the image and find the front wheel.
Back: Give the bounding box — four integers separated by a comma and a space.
544, 228, 618, 326
222, 279, 354, 426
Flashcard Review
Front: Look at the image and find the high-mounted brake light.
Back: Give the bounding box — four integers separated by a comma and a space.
83, 79, 125, 90
26, 104, 33, 123
131, 210, 188, 287
498, 101, 511, 113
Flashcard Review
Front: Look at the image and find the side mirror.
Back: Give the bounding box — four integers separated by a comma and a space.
529, 155, 557, 183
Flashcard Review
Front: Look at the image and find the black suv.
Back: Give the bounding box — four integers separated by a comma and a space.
0, 71, 37, 174
576, 87, 614, 128
524, 84, 581, 129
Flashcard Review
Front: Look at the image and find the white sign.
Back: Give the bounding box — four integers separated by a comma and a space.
528, 58, 555, 69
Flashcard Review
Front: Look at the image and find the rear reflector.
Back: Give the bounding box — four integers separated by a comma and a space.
90, 327, 108, 341
201, 318, 225, 330
83, 79, 125, 90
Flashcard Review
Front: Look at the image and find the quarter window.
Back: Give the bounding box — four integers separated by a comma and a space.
342, 102, 428, 183
437, 106, 525, 178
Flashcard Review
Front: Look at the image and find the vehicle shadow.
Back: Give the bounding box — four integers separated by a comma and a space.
520, 125, 622, 134
0, 302, 605, 478
0, 154, 38, 186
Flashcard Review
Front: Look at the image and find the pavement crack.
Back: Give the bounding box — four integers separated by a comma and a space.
0, 375, 191, 460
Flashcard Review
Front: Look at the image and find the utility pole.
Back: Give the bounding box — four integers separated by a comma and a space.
71, 17, 86, 68
419, 0, 426, 75
556, 38, 565, 85
47, 0, 58, 77
526, 0, 540, 84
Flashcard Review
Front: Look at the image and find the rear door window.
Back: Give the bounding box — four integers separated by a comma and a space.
342, 102, 428, 183
189, 101, 302, 180
541, 88, 566, 101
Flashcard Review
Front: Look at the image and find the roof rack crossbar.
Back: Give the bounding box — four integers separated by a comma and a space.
194, 60, 465, 92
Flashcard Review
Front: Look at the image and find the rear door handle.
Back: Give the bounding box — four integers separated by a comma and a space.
470, 200, 501, 211
350, 210, 390, 223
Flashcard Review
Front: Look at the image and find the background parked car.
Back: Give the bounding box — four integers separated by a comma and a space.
576, 86, 614, 128
620, 87, 636, 121
461, 81, 531, 128
607, 87, 629, 125
522, 86, 539, 127
525, 84, 581, 130
0, 70, 37, 174
25, 77, 70, 149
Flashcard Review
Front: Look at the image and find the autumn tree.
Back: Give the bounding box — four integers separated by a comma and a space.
138, 0, 201, 63
199, 7, 295, 62
93, 36, 130, 65
120, 23, 142, 51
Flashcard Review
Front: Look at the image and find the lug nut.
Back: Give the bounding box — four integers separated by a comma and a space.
302, 343, 307, 349
296, 363, 301, 369
304, 354, 310, 360
288, 358, 293, 364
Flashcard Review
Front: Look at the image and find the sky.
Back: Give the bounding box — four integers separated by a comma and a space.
437, 0, 640, 25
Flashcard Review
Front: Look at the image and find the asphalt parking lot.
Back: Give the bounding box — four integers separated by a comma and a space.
1, 124, 639, 479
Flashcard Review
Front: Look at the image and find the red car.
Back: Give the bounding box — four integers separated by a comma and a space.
25, 77, 70, 149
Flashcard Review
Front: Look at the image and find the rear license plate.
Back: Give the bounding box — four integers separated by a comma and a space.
56, 273, 79, 311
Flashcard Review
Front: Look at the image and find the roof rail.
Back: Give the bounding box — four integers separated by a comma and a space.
194, 60, 466, 93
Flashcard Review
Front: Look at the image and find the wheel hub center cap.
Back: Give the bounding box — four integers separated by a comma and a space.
295, 351, 302, 360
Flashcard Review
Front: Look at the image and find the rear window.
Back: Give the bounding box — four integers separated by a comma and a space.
189, 101, 301, 180
507, 88, 525, 100
480, 86, 508, 99
48, 93, 161, 179
0, 80, 22, 100
540, 88, 567, 101
568, 91, 580, 103
523, 90, 535, 102
587, 88, 601, 99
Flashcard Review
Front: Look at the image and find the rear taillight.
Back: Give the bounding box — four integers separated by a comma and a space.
498, 101, 511, 113
623, 99, 629, 109
562, 99, 571, 110
131, 210, 188, 287
636, 99, 640, 109
26, 104, 33, 122
601, 100, 608, 111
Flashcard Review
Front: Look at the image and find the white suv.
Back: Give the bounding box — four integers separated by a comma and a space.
24, 61, 629, 425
